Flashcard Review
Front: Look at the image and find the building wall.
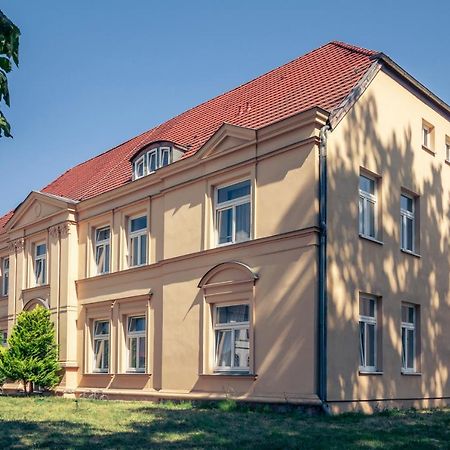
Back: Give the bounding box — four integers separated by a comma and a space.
327, 68, 450, 412
0, 109, 326, 403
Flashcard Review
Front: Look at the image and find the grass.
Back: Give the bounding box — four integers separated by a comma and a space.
0, 397, 449, 449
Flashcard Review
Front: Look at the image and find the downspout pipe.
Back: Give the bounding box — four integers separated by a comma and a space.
318, 123, 331, 414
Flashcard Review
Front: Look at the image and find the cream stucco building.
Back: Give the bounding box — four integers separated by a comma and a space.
0, 42, 448, 413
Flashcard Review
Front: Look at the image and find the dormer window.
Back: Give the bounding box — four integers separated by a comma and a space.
131, 142, 185, 181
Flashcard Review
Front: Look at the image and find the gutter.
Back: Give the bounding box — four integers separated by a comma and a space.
318, 123, 331, 414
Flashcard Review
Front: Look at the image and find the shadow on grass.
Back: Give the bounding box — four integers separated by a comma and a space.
1, 402, 450, 449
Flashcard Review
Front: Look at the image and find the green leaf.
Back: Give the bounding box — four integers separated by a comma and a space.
0, 56, 11, 73
0, 110, 11, 137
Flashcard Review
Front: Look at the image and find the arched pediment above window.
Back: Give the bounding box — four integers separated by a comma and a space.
23, 297, 49, 312
198, 261, 258, 289
130, 141, 187, 180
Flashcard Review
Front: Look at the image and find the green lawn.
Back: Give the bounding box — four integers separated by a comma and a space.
0, 397, 449, 449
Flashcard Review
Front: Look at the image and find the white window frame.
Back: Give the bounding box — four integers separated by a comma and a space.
213, 303, 250, 373
92, 320, 110, 373
1, 257, 9, 296
359, 296, 377, 372
160, 146, 171, 167
215, 180, 252, 246
147, 148, 159, 174
446, 141, 450, 162
126, 315, 146, 373
422, 124, 433, 149
359, 174, 378, 239
128, 215, 148, 268
401, 304, 416, 373
34, 242, 47, 286
94, 226, 111, 275
400, 193, 415, 252
134, 154, 146, 180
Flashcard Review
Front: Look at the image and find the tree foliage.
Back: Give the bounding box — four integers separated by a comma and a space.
0, 9, 20, 137
0, 306, 60, 393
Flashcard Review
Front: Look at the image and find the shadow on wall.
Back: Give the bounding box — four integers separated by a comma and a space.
327, 91, 450, 403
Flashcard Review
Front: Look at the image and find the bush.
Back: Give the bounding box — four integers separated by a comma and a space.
0, 306, 60, 393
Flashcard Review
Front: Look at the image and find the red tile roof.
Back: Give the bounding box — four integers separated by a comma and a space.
0, 41, 377, 234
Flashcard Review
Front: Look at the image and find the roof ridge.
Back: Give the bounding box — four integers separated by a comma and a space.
330, 41, 377, 56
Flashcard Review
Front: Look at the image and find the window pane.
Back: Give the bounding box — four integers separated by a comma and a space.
140, 234, 147, 264
405, 217, 414, 250
96, 227, 110, 242
408, 307, 415, 324
234, 328, 250, 369
35, 260, 43, 284
94, 321, 109, 336
161, 149, 170, 166
215, 330, 232, 367
235, 202, 250, 241
94, 339, 109, 370
401, 327, 406, 368
407, 329, 415, 369
217, 208, 233, 244
129, 316, 146, 333
217, 180, 250, 204
36, 244, 46, 256
359, 197, 364, 234
138, 336, 146, 369
104, 244, 110, 273
359, 322, 365, 366
3, 258, 9, 270
148, 151, 158, 172
217, 305, 249, 324
131, 236, 139, 266
367, 200, 376, 237
401, 195, 413, 212
359, 175, 375, 194
96, 246, 104, 272
130, 337, 137, 368
359, 297, 375, 318
367, 323, 376, 367
130, 216, 147, 232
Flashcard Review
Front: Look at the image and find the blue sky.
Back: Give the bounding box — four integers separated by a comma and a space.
0, 0, 449, 215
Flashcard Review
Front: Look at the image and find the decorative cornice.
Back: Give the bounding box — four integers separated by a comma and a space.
49, 222, 72, 239
7, 238, 25, 253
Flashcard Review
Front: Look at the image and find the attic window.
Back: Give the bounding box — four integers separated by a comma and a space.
133, 144, 180, 180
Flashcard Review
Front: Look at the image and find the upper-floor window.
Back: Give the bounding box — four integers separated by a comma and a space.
214, 304, 250, 373
422, 120, 434, 151
446, 136, 450, 162
34, 243, 47, 286
400, 193, 416, 252
401, 304, 418, 373
93, 320, 109, 373
1, 257, 9, 296
129, 215, 148, 267
127, 316, 146, 372
359, 174, 377, 239
95, 226, 111, 275
215, 180, 251, 246
359, 295, 378, 372
133, 145, 175, 180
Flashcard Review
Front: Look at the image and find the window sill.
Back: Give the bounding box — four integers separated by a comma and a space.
401, 370, 421, 376
359, 370, 383, 376
400, 248, 421, 258
421, 145, 435, 155
359, 234, 383, 245
200, 373, 257, 380
0, 295, 7, 300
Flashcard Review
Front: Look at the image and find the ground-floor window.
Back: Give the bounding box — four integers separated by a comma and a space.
401, 303, 418, 373
93, 320, 110, 373
127, 316, 146, 372
359, 295, 378, 371
213, 304, 250, 372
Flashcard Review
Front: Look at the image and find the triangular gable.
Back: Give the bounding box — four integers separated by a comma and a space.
5, 191, 78, 232
197, 123, 256, 160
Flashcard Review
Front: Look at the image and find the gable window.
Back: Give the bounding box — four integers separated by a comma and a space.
1, 257, 9, 296
95, 226, 111, 275
134, 155, 146, 180
127, 316, 146, 372
34, 243, 47, 286
401, 304, 417, 373
160, 147, 171, 167
359, 174, 377, 239
359, 296, 377, 372
93, 320, 109, 373
400, 193, 415, 252
128, 215, 148, 267
215, 180, 251, 245
147, 149, 158, 173
213, 304, 250, 372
